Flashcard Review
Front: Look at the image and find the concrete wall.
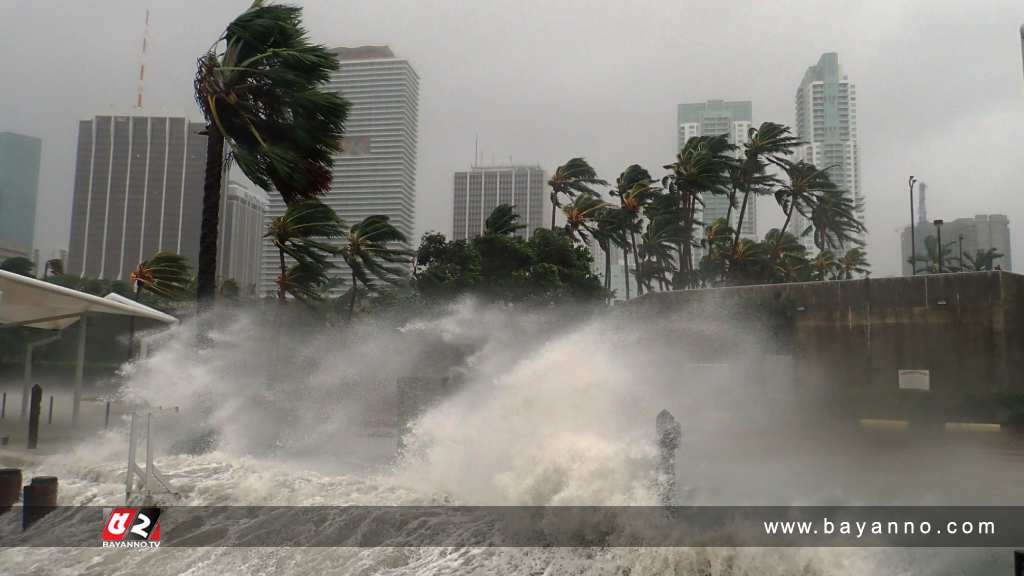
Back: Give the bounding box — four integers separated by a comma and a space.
633, 271, 1024, 421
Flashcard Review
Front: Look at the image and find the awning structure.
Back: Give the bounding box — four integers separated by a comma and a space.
0, 269, 178, 426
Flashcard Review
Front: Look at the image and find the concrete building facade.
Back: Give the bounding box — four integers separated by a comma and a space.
0, 131, 42, 253
901, 214, 1012, 275
260, 45, 419, 295
218, 180, 266, 294
67, 114, 207, 280
452, 165, 545, 240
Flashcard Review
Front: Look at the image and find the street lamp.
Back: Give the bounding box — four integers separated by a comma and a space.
909, 176, 918, 275
934, 219, 944, 273
958, 234, 964, 272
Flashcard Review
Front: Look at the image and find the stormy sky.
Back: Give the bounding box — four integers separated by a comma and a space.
1, 0, 1022, 276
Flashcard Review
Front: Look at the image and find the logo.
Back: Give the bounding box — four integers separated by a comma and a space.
101, 507, 161, 548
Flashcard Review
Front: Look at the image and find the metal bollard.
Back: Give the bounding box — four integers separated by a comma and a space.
27, 385, 42, 450
47, 395, 53, 425
22, 476, 57, 530
0, 469, 21, 514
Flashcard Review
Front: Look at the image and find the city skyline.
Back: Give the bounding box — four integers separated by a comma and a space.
0, 131, 41, 255
2, 1, 1022, 279
452, 165, 546, 241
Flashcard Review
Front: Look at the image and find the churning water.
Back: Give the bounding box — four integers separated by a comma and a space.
0, 298, 1016, 574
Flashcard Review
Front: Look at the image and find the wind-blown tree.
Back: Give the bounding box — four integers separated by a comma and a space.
761, 228, 809, 284
637, 214, 680, 292
591, 205, 629, 299
0, 256, 34, 277
265, 200, 346, 302
43, 258, 63, 279
663, 134, 735, 288
548, 158, 607, 229
909, 235, 958, 274
963, 247, 1005, 271
808, 187, 866, 253
484, 204, 526, 236
561, 192, 608, 244
129, 251, 192, 356
836, 247, 870, 280
774, 160, 836, 241
733, 122, 801, 251
811, 250, 838, 281
338, 215, 411, 320
193, 0, 349, 304
612, 165, 658, 297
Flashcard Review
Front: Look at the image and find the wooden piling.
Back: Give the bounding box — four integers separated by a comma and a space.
27, 385, 42, 449
47, 395, 53, 425
1, 392, 6, 419
0, 469, 21, 514
22, 476, 57, 530
105, 401, 111, 429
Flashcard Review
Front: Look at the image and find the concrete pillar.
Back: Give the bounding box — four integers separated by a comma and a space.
0, 469, 21, 513
22, 476, 57, 530
27, 384, 41, 450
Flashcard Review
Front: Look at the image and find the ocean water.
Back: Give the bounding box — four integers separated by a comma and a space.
0, 299, 1015, 574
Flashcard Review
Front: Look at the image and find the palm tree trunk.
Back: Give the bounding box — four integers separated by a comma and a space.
603, 245, 611, 301
550, 193, 557, 230
196, 127, 225, 308
277, 247, 287, 302
779, 205, 794, 238
622, 250, 631, 300
733, 190, 751, 250
348, 268, 357, 321
630, 230, 643, 296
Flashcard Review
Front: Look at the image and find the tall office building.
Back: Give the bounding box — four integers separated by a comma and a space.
218, 180, 266, 294
0, 131, 42, 253
677, 100, 755, 240
260, 45, 419, 295
901, 214, 1012, 275
793, 53, 862, 253
67, 114, 207, 280
452, 165, 546, 240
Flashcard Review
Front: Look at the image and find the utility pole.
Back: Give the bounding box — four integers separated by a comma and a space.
909, 176, 917, 275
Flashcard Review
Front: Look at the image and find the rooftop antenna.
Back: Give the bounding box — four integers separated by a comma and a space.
474, 133, 478, 168
918, 182, 928, 224
135, 8, 150, 108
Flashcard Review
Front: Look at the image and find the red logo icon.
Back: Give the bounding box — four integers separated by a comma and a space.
102, 507, 161, 547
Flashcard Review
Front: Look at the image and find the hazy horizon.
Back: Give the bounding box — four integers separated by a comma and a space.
2, 0, 1023, 277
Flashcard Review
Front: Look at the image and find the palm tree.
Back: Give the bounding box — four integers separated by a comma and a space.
129, 251, 191, 356
591, 205, 628, 299
733, 122, 801, 251
774, 160, 836, 240
637, 214, 681, 292
193, 1, 349, 304
910, 235, 958, 274
963, 247, 1005, 271
0, 256, 34, 277
265, 199, 346, 302
761, 229, 808, 283
561, 192, 608, 244
548, 158, 607, 229
338, 215, 412, 320
612, 165, 658, 297
808, 187, 866, 253
43, 258, 63, 279
836, 247, 870, 279
663, 134, 735, 288
811, 250, 837, 281
484, 204, 526, 236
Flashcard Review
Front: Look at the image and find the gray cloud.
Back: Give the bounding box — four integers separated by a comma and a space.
2, 0, 1022, 275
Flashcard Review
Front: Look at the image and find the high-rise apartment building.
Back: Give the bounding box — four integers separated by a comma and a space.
218, 180, 266, 293
0, 131, 42, 253
793, 53, 862, 253
677, 100, 755, 240
67, 114, 207, 280
452, 165, 546, 240
260, 46, 419, 295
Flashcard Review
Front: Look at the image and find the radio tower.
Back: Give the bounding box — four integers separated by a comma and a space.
135, 9, 150, 108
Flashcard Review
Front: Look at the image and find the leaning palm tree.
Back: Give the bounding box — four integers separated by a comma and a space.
774, 160, 836, 240
811, 250, 838, 281
733, 122, 801, 251
561, 192, 608, 244
613, 166, 659, 297
128, 251, 191, 356
43, 258, 63, 279
836, 247, 870, 280
193, 1, 349, 304
484, 204, 526, 236
338, 215, 412, 320
963, 247, 1005, 271
808, 187, 866, 253
265, 199, 346, 302
548, 158, 607, 229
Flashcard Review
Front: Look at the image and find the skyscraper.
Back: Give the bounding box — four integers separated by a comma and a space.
793, 53, 862, 252
0, 131, 42, 253
260, 46, 419, 295
452, 165, 546, 240
218, 180, 266, 293
677, 100, 755, 239
67, 114, 207, 280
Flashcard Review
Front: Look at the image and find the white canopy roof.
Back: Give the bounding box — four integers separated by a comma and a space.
0, 269, 178, 330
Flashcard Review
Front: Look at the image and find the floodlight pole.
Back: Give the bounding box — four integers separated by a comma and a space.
909, 176, 917, 275
72, 314, 87, 427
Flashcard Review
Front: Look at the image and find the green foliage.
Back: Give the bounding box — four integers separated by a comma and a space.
339, 215, 413, 319
484, 204, 527, 236
1, 256, 35, 277
195, 0, 349, 202
415, 210, 605, 305
548, 157, 608, 229
131, 251, 193, 300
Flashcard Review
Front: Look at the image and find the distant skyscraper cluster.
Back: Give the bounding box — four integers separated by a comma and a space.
452, 165, 546, 240
901, 215, 1012, 275
260, 46, 419, 295
66, 114, 208, 280
0, 131, 41, 260
792, 52, 862, 253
